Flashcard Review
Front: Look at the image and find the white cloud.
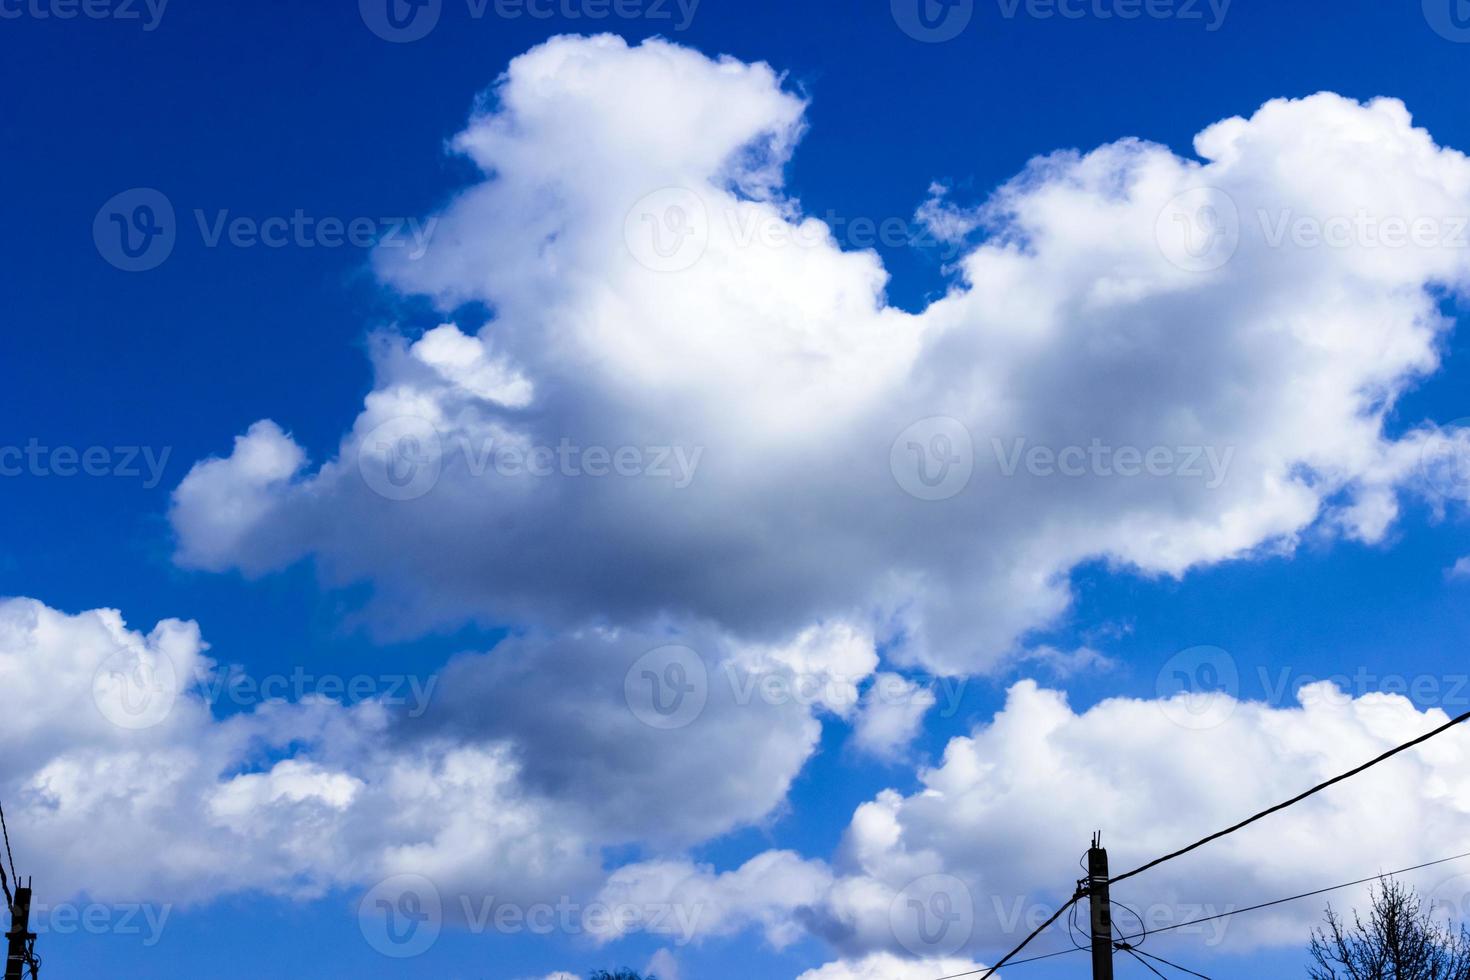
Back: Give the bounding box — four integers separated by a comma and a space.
0, 597, 865, 907
590, 850, 834, 948
169, 35, 1470, 674
1447, 556, 1470, 580
644, 947, 681, 979
851, 673, 936, 760
796, 953, 984, 980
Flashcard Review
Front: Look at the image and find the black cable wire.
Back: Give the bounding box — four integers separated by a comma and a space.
1125, 946, 1213, 979
1113, 897, 1148, 949
932, 890, 1085, 980
1110, 708, 1470, 886
984, 945, 1085, 968
1067, 890, 1090, 951
0, 799, 17, 883
1116, 849, 1470, 942
1121, 944, 1169, 977
0, 801, 13, 908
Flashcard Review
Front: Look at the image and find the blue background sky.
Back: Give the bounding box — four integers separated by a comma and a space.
4, 0, 1470, 976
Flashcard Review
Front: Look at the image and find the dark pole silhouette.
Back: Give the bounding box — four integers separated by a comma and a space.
3, 880, 35, 980
1, 802, 37, 980
1088, 834, 1114, 980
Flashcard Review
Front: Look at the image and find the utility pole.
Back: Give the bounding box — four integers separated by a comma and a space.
1087, 834, 1114, 980
4, 879, 35, 980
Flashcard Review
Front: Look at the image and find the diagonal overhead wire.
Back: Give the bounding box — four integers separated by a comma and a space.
932, 890, 1085, 980
0, 798, 17, 883
1119, 945, 1213, 979
1109, 708, 1470, 887
1116, 849, 1470, 943
0, 800, 14, 907
1121, 944, 1169, 977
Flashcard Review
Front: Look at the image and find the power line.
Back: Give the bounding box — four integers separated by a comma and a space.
1119, 946, 1211, 979
931, 890, 1084, 980
1120, 945, 1168, 978
0, 802, 16, 885
1109, 708, 1470, 887
0, 803, 11, 910
930, 849, 1470, 980
1116, 848, 1470, 943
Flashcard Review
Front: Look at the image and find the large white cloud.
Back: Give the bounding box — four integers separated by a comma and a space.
169, 35, 1470, 674
0, 596, 596, 905
0, 597, 874, 910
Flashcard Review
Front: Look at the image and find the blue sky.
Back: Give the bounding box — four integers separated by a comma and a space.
5, 1, 1470, 978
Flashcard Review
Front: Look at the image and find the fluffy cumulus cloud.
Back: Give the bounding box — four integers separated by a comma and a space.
169, 35, 1470, 674
607, 681, 1470, 963
795, 953, 983, 980
0, 597, 873, 911
0, 596, 594, 905
850, 673, 937, 761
